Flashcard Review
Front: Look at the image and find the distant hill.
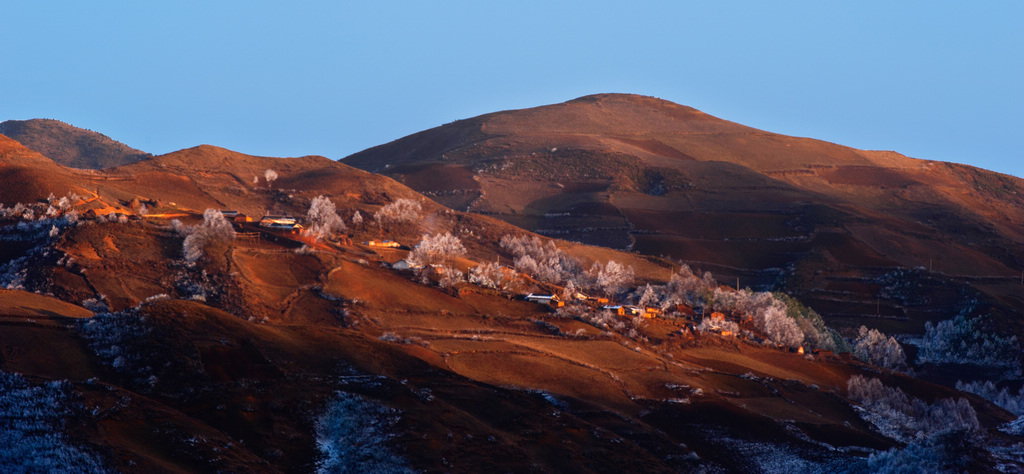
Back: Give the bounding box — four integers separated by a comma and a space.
0, 118, 150, 170
344, 93, 1024, 340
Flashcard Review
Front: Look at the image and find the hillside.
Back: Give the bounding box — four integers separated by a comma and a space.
0, 122, 1022, 471
343, 93, 1024, 343
0, 119, 151, 169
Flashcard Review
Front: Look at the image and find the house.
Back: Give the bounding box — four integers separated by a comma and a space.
525, 293, 564, 307
233, 214, 253, 223
617, 306, 642, 317
259, 215, 302, 230
219, 210, 240, 218
390, 259, 420, 271
365, 239, 401, 248
643, 307, 661, 319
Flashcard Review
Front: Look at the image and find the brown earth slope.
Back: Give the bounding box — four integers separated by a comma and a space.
1, 134, 1021, 471
343, 93, 1024, 338
4, 212, 1015, 472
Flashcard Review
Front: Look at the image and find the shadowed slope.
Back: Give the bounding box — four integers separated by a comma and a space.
343, 93, 1024, 339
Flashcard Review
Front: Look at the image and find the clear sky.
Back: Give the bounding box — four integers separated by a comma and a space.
2, 2, 1021, 177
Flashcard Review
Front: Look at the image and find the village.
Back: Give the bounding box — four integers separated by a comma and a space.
1, 190, 839, 360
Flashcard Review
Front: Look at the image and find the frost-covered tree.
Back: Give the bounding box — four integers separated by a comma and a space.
469, 261, 502, 289
264, 169, 278, 188
500, 235, 583, 286
435, 266, 464, 290
305, 195, 346, 241
774, 293, 849, 352
590, 260, 634, 297
956, 380, 1024, 416
847, 375, 979, 442
374, 198, 422, 230
0, 373, 111, 472
315, 392, 414, 474
636, 284, 659, 309
853, 326, 907, 371
469, 260, 526, 293
713, 288, 803, 348
408, 232, 466, 288
758, 303, 804, 348
350, 210, 363, 227
917, 315, 1019, 370
182, 209, 236, 262
408, 232, 465, 269
664, 265, 713, 309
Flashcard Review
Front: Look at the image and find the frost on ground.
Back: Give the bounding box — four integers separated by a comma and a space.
694, 427, 854, 473
315, 392, 414, 474
76, 304, 205, 395
0, 372, 109, 473
845, 375, 1024, 472
77, 307, 159, 389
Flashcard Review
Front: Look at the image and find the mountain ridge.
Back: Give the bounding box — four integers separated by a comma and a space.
0, 118, 151, 170
341, 93, 1024, 342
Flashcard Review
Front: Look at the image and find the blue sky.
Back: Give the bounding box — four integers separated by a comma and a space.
2, 2, 1021, 177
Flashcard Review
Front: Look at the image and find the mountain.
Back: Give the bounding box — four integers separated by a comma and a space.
343, 93, 1024, 343
1, 115, 1022, 471
0, 119, 151, 169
